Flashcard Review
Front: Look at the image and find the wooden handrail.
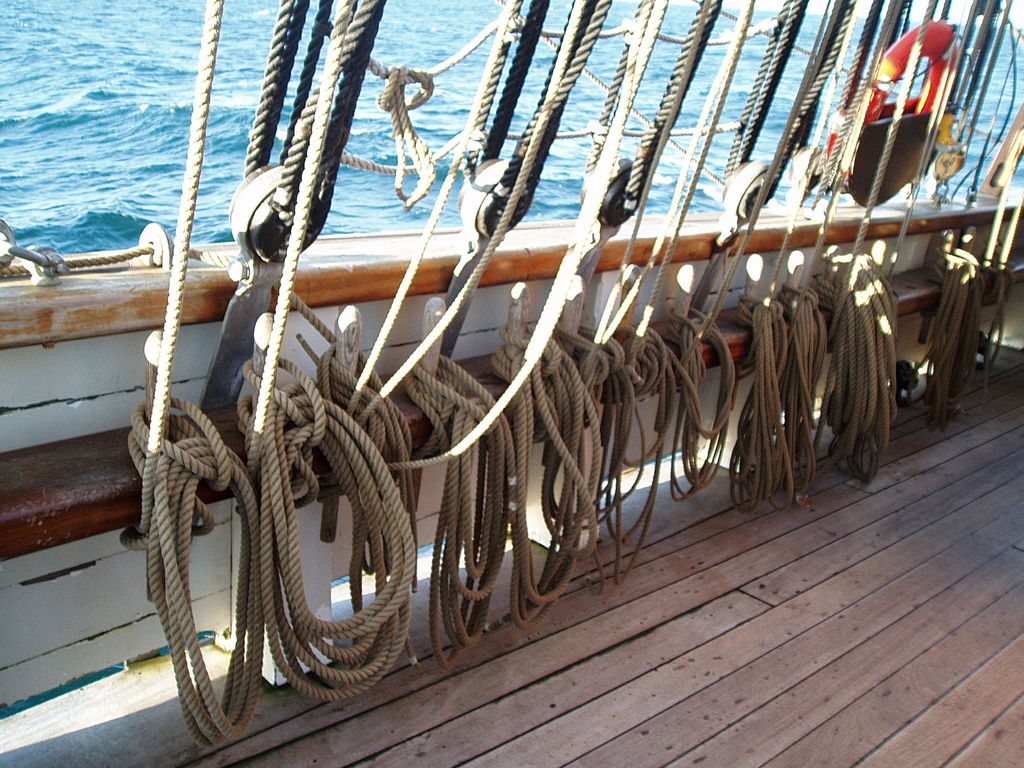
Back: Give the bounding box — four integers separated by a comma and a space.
0, 205, 1009, 350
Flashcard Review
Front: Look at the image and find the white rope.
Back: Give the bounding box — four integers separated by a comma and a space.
146, 0, 223, 455
355, 0, 525, 393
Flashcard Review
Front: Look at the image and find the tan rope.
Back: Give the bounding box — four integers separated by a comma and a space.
0, 244, 154, 277
815, 252, 897, 482
777, 284, 827, 493
492, 320, 601, 625
401, 356, 513, 667
238, 348, 415, 698
922, 242, 982, 429
376, 66, 437, 207
665, 309, 736, 500
123, 389, 264, 745
729, 295, 795, 509
119, 0, 271, 745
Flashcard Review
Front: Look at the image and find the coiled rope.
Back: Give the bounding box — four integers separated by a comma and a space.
815, 252, 898, 482
239, 340, 415, 698
123, 0, 268, 745
922, 235, 982, 429
730, 293, 794, 509
492, 287, 601, 624
666, 306, 735, 500
402, 356, 514, 667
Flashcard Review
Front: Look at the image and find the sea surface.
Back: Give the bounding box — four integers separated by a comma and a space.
1, 0, 1019, 254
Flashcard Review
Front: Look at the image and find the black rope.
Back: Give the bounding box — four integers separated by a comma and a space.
483, 0, 553, 161
282, 0, 336, 159
764, 0, 857, 202
246, 0, 313, 175
274, 0, 388, 245
480, 0, 611, 235
623, 0, 724, 206
727, 0, 811, 173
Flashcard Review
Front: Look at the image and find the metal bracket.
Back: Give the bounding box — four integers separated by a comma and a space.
200, 255, 283, 410
0, 219, 69, 285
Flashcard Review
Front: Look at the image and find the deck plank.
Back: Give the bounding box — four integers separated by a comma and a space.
674, 549, 1024, 768
943, 692, 1024, 768
561, 530, 1024, 768
857, 636, 1024, 768
763, 589, 1024, 767
741, 435, 1024, 605
463, 475, 1024, 767
250, 593, 766, 768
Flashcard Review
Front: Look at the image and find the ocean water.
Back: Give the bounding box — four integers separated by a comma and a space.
1, 0, 1018, 255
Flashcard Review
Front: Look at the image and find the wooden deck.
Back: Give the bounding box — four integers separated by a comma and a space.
3, 352, 1024, 768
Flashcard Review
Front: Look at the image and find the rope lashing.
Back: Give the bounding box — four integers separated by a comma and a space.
492, 285, 601, 626
403, 356, 514, 668
815, 252, 898, 483
922, 232, 982, 430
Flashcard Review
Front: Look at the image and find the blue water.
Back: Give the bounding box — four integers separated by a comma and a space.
1, 1, 1018, 254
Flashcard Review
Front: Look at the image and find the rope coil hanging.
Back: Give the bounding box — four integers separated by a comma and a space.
402, 356, 515, 667
665, 303, 736, 500
238, 327, 415, 698
492, 285, 601, 625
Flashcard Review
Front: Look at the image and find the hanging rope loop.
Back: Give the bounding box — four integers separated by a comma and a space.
377, 65, 437, 207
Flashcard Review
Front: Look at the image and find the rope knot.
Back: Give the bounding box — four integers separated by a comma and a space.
377, 66, 437, 208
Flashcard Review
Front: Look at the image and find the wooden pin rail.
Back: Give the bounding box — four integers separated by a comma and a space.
0, 206, 1020, 559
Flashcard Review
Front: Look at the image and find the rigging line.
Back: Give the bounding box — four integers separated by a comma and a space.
961, 19, 1018, 201
799, 0, 910, 281
369, 0, 611, 413
484, 0, 553, 162
891, 38, 992, 274
147, 0, 225, 457
282, 0, 335, 160
421, 0, 669, 464
727, 0, 812, 174
698, 0, 862, 328
246, 0, 313, 175
960, 4, 1014, 198
517, 1, 768, 184
252, 0, 362, 435
355, 0, 525, 394
954, 0, 1001, 122
367, 17, 502, 80
587, 0, 746, 334
609, 0, 740, 343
